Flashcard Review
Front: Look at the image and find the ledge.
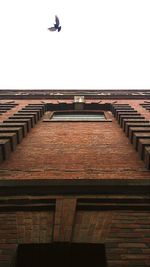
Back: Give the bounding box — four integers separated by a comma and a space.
0, 179, 150, 196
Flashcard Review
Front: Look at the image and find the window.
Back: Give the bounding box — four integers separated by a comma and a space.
15, 243, 107, 267
50, 111, 106, 121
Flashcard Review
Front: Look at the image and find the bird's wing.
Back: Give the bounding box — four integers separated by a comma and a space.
58, 26, 61, 32
55, 15, 60, 26
48, 27, 56, 31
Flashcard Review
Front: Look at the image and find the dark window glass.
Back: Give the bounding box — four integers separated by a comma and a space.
16, 242, 107, 267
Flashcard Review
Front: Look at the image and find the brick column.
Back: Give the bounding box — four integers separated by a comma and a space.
53, 198, 77, 242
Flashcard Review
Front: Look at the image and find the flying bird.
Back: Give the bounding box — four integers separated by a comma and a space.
48, 15, 61, 32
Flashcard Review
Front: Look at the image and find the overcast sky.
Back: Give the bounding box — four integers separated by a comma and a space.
0, 0, 150, 90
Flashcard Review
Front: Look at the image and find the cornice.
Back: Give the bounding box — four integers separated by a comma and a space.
0, 89, 150, 99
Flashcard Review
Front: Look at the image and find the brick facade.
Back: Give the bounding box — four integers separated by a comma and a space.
0, 90, 150, 267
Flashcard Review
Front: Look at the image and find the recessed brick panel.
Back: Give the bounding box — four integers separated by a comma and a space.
0, 211, 54, 267
16, 211, 54, 243
73, 211, 113, 243
0, 213, 17, 267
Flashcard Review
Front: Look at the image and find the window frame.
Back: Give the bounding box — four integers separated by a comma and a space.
43, 110, 112, 122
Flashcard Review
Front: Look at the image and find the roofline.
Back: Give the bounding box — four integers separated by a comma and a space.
0, 89, 150, 99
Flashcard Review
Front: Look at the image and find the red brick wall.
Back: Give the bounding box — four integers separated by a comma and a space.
0, 210, 150, 267
0, 99, 150, 179
0, 98, 150, 267
73, 211, 150, 267
106, 211, 150, 267
0, 211, 54, 266
72, 210, 150, 266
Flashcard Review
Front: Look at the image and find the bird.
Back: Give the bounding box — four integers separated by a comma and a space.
48, 15, 61, 32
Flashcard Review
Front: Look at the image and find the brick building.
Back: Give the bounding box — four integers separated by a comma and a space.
0, 89, 150, 267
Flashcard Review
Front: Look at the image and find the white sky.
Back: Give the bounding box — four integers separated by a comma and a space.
0, 0, 150, 90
